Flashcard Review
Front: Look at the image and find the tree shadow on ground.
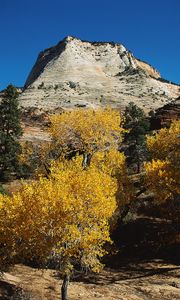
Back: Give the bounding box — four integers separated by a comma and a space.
72, 259, 180, 286
110, 216, 180, 262
72, 216, 180, 285
0, 280, 30, 300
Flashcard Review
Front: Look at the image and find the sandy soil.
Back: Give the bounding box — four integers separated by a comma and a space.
0, 260, 180, 300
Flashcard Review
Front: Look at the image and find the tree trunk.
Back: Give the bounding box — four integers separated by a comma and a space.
61, 274, 70, 300
136, 149, 141, 173
137, 158, 141, 173
82, 153, 92, 168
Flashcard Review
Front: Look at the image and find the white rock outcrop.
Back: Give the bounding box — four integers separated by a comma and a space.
19, 36, 179, 111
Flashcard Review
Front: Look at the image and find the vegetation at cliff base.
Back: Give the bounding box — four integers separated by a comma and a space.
0, 84, 22, 181
0, 104, 179, 300
145, 120, 180, 205
0, 107, 132, 300
122, 102, 150, 173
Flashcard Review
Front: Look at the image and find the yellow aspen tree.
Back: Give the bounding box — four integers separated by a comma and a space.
49, 107, 123, 167
48, 107, 133, 218
91, 149, 134, 208
0, 155, 118, 300
19, 107, 124, 176
145, 120, 180, 203
0, 107, 133, 300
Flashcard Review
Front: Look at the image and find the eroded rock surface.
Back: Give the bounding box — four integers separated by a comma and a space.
19, 36, 179, 111
150, 97, 180, 129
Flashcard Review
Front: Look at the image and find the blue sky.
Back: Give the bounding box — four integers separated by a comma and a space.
0, 0, 180, 90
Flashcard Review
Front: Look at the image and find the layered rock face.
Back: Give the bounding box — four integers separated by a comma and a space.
150, 97, 180, 129
20, 36, 179, 111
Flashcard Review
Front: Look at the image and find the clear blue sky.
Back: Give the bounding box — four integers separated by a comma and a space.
0, 0, 180, 90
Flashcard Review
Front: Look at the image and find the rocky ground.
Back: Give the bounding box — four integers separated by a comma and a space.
0, 259, 180, 300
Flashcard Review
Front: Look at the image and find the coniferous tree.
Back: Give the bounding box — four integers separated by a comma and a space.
122, 102, 150, 173
0, 84, 22, 180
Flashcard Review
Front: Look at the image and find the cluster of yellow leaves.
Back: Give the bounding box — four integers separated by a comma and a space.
18, 140, 53, 176
147, 120, 180, 160
145, 120, 180, 203
18, 141, 33, 165
19, 107, 124, 176
0, 154, 119, 272
49, 107, 123, 155
91, 149, 133, 207
0, 107, 133, 274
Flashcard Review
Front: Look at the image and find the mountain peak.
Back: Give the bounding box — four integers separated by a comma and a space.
20, 37, 179, 112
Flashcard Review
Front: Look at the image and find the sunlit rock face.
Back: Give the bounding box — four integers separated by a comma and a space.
20, 36, 180, 111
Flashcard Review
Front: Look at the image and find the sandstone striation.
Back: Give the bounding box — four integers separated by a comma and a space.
6, 36, 180, 111
150, 96, 180, 129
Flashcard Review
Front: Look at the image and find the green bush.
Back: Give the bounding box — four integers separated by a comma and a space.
0, 184, 7, 195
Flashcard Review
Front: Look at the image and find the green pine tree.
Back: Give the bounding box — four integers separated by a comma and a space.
0, 84, 23, 181
122, 102, 150, 173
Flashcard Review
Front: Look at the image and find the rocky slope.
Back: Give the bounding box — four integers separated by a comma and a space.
150, 97, 180, 129
19, 36, 179, 112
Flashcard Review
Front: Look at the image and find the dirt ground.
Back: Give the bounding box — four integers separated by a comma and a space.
0, 259, 180, 300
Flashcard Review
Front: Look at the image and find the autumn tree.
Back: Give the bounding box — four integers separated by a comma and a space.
145, 120, 180, 204
49, 107, 123, 166
20, 107, 124, 176
48, 107, 133, 210
0, 154, 121, 299
0, 107, 133, 300
0, 84, 22, 181
18, 140, 47, 178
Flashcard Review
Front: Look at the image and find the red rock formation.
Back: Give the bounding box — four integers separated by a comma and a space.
150, 97, 180, 130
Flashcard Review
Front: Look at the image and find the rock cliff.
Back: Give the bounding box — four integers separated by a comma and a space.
150, 96, 180, 129
16, 36, 180, 111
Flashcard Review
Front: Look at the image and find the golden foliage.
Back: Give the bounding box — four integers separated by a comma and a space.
19, 108, 124, 176
49, 107, 123, 155
18, 141, 33, 165
0, 153, 119, 273
0, 107, 133, 275
91, 149, 133, 206
147, 120, 180, 161
145, 120, 180, 203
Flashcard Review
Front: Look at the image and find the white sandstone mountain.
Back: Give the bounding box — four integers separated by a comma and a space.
18, 36, 180, 111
